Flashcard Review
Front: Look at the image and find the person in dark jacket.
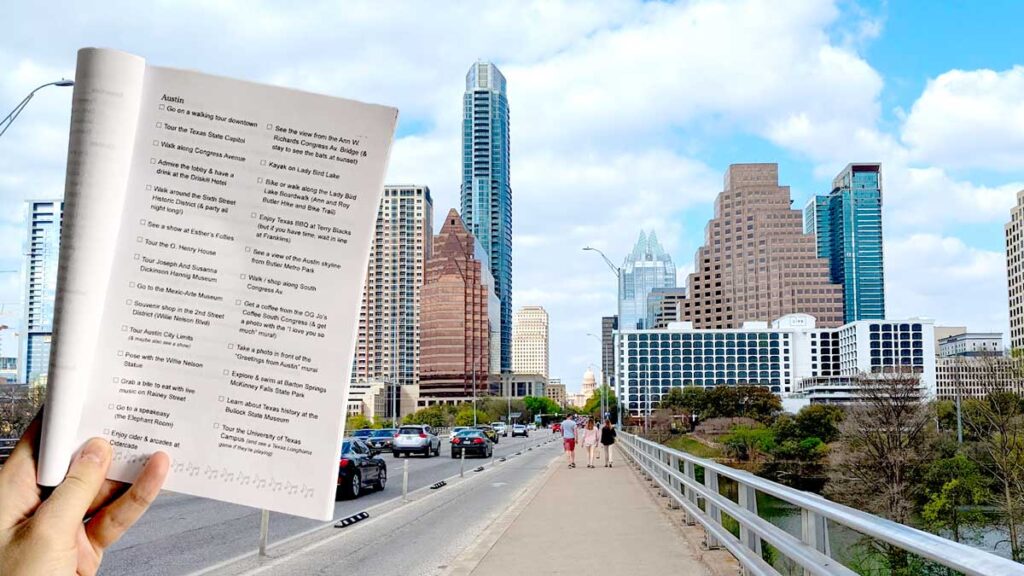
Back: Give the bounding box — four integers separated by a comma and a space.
600, 419, 617, 468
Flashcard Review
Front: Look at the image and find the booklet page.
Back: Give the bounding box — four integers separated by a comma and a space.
75, 65, 396, 520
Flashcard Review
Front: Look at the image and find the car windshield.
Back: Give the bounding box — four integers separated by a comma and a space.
399, 427, 423, 435
372, 429, 395, 437
456, 430, 483, 437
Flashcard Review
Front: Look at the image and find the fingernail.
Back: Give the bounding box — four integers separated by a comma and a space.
79, 438, 110, 463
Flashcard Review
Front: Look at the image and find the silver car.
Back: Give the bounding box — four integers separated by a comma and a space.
392, 424, 441, 457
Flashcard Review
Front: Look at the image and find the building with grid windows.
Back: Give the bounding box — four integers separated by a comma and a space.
353, 186, 433, 416
619, 231, 677, 330
601, 315, 617, 388
1007, 189, 1024, 350
938, 332, 1004, 357
512, 306, 549, 378
804, 164, 885, 323
615, 314, 935, 415
936, 356, 1024, 401
21, 200, 63, 384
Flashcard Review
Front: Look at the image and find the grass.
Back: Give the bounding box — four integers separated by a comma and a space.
665, 434, 725, 459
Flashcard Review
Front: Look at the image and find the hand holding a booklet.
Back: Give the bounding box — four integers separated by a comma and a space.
0, 413, 169, 576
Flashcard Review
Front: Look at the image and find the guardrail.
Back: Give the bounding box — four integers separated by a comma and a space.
618, 431, 1024, 576
0, 438, 17, 466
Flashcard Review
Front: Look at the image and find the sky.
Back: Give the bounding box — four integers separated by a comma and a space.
2, 0, 1023, 393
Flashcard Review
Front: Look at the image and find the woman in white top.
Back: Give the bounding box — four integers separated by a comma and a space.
580, 420, 600, 468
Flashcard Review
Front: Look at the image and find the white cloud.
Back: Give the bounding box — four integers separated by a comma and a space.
903, 67, 1024, 171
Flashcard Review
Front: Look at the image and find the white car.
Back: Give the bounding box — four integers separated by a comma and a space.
511, 424, 528, 438
449, 426, 470, 441
491, 422, 508, 437
392, 425, 441, 457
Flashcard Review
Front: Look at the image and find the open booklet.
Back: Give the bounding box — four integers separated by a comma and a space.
39, 48, 397, 520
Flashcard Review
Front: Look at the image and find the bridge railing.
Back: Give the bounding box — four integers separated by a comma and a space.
0, 438, 17, 466
618, 431, 1024, 576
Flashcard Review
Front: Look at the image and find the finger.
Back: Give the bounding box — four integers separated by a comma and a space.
0, 410, 44, 527
34, 438, 112, 529
87, 479, 129, 518
85, 451, 169, 551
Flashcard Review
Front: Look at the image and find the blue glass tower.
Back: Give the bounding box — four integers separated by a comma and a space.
21, 200, 63, 384
619, 231, 677, 331
461, 62, 512, 371
805, 164, 885, 322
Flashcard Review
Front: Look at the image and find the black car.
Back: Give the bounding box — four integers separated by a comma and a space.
368, 428, 397, 450
451, 429, 493, 458
351, 429, 375, 442
337, 438, 387, 499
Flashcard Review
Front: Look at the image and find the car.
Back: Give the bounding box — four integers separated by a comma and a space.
351, 428, 374, 442
552, 423, 562, 434
474, 425, 499, 444
527, 423, 537, 431
367, 428, 397, 450
491, 422, 508, 437
450, 429, 493, 458
511, 423, 528, 437
449, 426, 471, 441
392, 424, 441, 457
337, 438, 387, 499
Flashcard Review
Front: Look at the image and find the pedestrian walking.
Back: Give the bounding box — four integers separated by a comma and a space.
580, 420, 600, 468
600, 419, 617, 468
561, 415, 578, 468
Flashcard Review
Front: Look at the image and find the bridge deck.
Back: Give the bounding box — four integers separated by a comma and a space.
463, 446, 711, 575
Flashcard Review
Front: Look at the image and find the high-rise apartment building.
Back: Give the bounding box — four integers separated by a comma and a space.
619, 231, 677, 330
601, 315, 617, 387
21, 200, 63, 384
1007, 189, 1024, 350
354, 186, 433, 398
805, 163, 885, 322
679, 164, 843, 329
418, 210, 500, 405
512, 306, 549, 378
461, 61, 512, 372
647, 287, 688, 329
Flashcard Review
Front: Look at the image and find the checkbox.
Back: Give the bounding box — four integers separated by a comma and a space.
213, 423, 220, 429
250, 212, 257, 218
108, 403, 115, 409
222, 369, 230, 376
239, 274, 245, 280
134, 254, 140, 260
103, 428, 110, 435
244, 247, 251, 253
136, 236, 143, 242
156, 122, 163, 128
112, 377, 119, 383
227, 344, 234, 350
257, 177, 263, 184
159, 104, 165, 110
129, 282, 136, 288
150, 158, 156, 164
145, 184, 152, 191
266, 123, 272, 130
121, 325, 128, 331
218, 395, 225, 402
235, 299, 241, 305
153, 140, 159, 146
139, 219, 147, 225
260, 159, 266, 166
117, 350, 124, 357
125, 299, 133, 305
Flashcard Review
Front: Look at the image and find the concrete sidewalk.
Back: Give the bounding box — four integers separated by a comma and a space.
458, 446, 711, 575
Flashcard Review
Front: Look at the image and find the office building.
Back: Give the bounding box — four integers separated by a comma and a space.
647, 287, 688, 328
418, 210, 500, 405
601, 316, 618, 389
21, 200, 63, 384
938, 332, 1004, 357
615, 314, 934, 415
1007, 189, 1024, 350
936, 356, 1024, 400
461, 61, 512, 372
805, 164, 885, 322
494, 372, 547, 398
546, 379, 567, 406
512, 306, 549, 378
619, 231, 677, 330
354, 186, 433, 404
934, 326, 967, 350
679, 164, 843, 330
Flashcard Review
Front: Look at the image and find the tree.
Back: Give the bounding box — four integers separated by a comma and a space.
826, 371, 935, 572
658, 387, 687, 411
703, 385, 781, 423
344, 414, 372, 433
0, 384, 46, 437
794, 404, 844, 444
582, 386, 618, 423
721, 425, 776, 463
523, 395, 562, 417
454, 406, 492, 427
402, 405, 452, 428
920, 455, 989, 543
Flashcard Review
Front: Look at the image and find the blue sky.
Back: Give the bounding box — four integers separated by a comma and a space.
2, 1, 1023, 392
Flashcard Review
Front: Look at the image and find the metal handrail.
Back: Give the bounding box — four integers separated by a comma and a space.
618, 431, 1024, 576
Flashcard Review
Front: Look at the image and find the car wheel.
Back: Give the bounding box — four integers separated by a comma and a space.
451, 450, 458, 458
374, 467, 387, 491
343, 471, 362, 499
433, 444, 440, 456
393, 451, 399, 458
423, 446, 431, 458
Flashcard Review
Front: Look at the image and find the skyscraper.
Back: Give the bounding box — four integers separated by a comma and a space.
354, 185, 433, 401
601, 315, 617, 388
512, 305, 549, 377
805, 163, 885, 323
461, 61, 512, 372
619, 231, 677, 330
418, 210, 500, 405
21, 200, 63, 384
1007, 190, 1024, 350
679, 164, 843, 328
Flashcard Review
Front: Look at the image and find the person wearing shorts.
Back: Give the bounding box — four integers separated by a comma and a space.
561, 416, 578, 468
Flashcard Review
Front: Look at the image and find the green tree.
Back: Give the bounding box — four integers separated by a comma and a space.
524, 395, 562, 417
920, 455, 989, 543
582, 385, 618, 423
704, 385, 781, 423
795, 404, 844, 444
721, 425, 776, 463
344, 414, 372, 433
454, 407, 492, 427
658, 387, 687, 411
402, 405, 451, 428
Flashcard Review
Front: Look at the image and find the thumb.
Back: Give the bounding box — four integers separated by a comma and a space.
36, 438, 112, 528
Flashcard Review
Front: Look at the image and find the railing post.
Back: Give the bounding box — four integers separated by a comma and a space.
683, 460, 696, 525
801, 508, 831, 576
704, 468, 721, 549
738, 482, 762, 556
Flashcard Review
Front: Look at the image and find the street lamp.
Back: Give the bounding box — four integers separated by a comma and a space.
585, 333, 607, 424
582, 246, 627, 427
1, 80, 74, 139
